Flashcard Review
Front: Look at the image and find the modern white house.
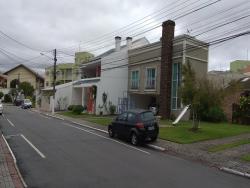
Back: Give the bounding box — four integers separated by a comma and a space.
40, 36, 149, 113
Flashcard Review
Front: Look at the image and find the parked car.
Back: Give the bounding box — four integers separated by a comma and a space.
108, 109, 159, 145
0, 102, 3, 115
14, 99, 23, 106
21, 99, 32, 109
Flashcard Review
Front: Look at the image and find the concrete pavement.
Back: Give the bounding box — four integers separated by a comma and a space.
0, 105, 250, 187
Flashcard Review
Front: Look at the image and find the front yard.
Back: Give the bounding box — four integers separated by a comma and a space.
59, 111, 250, 144
159, 121, 250, 144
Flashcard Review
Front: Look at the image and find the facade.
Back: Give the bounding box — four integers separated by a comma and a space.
230, 60, 250, 73
0, 74, 7, 88
74, 37, 149, 114
222, 77, 250, 122
44, 52, 93, 88
4, 64, 44, 90
128, 30, 209, 117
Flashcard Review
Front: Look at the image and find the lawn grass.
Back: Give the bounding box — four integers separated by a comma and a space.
241, 154, 250, 162
58, 111, 113, 126
208, 139, 250, 152
159, 121, 250, 144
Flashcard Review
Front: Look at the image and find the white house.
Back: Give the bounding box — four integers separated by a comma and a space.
74, 36, 149, 114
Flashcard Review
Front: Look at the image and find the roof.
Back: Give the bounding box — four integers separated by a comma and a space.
87, 37, 149, 63
4, 64, 44, 80
0, 74, 7, 79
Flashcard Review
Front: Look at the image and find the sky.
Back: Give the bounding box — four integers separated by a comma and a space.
0, 0, 249, 74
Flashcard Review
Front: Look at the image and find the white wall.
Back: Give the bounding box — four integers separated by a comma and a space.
96, 38, 149, 114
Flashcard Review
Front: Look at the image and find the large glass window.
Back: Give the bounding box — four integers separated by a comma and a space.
171, 63, 181, 110
131, 70, 139, 89
145, 68, 156, 90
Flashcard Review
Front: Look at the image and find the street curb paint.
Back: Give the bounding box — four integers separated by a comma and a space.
71, 121, 108, 134
2, 134, 28, 187
220, 167, 250, 179
147, 144, 166, 151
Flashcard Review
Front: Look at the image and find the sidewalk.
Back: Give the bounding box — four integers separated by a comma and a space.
0, 135, 24, 188
34, 109, 250, 176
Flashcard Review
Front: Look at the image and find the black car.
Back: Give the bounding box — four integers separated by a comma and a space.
108, 109, 159, 145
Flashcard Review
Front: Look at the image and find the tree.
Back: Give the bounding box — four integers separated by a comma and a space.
10, 79, 19, 88
181, 62, 226, 130
181, 62, 200, 131
19, 82, 34, 97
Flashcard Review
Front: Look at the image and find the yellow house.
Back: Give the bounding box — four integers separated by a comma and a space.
4, 64, 44, 90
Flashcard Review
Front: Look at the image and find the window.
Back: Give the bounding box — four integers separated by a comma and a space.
117, 112, 127, 121
140, 112, 155, 121
171, 63, 181, 110
131, 70, 139, 89
127, 113, 136, 123
145, 68, 156, 90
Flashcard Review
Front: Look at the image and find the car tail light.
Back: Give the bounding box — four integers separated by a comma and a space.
136, 122, 144, 129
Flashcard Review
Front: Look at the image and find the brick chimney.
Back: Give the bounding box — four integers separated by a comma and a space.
115, 36, 121, 51
159, 20, 175, 119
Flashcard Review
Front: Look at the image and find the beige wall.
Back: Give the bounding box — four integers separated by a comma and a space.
6, 66, 43, 90
128, 60, 161, 95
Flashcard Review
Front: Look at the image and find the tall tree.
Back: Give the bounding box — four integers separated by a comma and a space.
10, 79, 19, 88
181, 61, 200, 131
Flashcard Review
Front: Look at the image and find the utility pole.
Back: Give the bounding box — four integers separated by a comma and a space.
52, 49, 57, 115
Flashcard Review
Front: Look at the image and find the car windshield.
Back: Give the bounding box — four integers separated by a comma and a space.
24, 99, 31, 103
140, 111, 155, 121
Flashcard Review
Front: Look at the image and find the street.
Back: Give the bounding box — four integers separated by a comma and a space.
0, 105, 249, 188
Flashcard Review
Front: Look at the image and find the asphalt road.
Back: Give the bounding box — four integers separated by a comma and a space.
0, 105, 249, 188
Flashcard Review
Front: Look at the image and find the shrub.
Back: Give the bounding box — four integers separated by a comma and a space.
4, 94, 12, 103
72, 105, 84, 114
68, 105, 75, 111
202, 106, 226, 123
109, 104, 116, 115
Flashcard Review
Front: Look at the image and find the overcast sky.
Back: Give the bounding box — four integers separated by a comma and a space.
0, 0, 249, 74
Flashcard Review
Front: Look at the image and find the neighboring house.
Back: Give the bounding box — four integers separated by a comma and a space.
242, 64, 250, 76
222, 77, 250, 122
208, 70, 247, 88
230, 60, 250, 73
128, 32, 209, 117
40, 81, 82, 111
0, 74, 7, 88
44, 52, 93, 88
4, 64, 44, 91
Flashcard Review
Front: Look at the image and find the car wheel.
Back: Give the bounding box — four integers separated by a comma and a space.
131, 132, 139, 146
108, 127, 115, 138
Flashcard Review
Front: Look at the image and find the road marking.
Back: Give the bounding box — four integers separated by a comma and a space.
6, 118, 15, 127
61, 122, 150, 155
20, 134, 46, 159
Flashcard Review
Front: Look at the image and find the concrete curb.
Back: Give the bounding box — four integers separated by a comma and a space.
147, 144, 166, 151
45, 114, 65, 121
220, 167, 250, 179
2, 134, 28, 187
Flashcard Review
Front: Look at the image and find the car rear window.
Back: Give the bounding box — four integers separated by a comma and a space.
140, 111, 155, 121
